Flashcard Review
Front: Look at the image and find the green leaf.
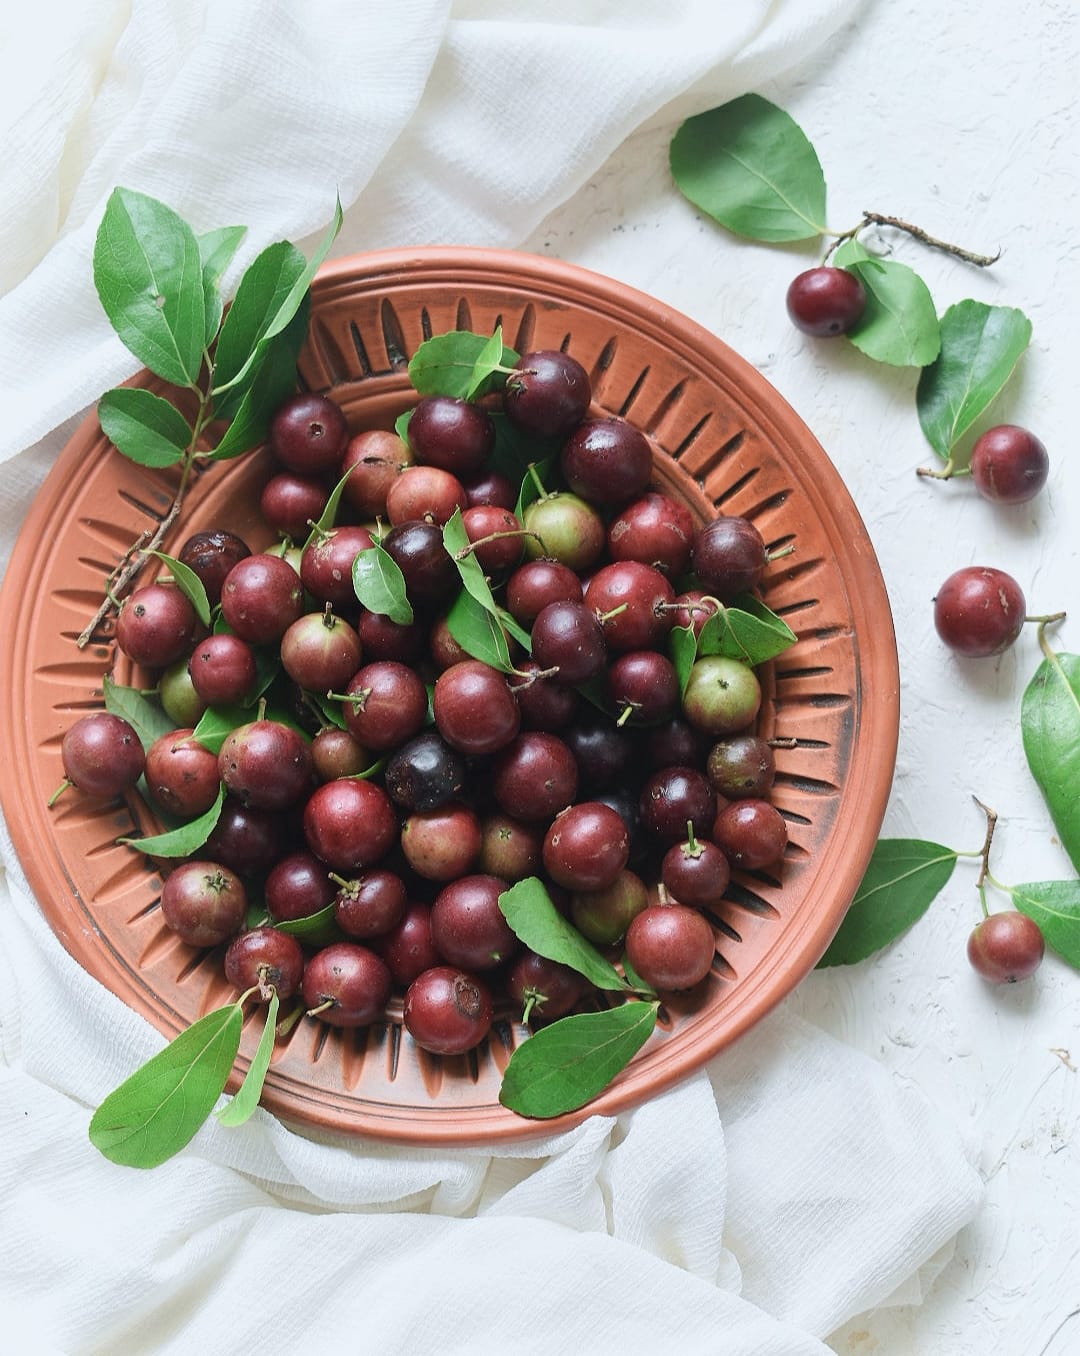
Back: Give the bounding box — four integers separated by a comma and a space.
198, 225, 247, 343
208, 293, 309, 458
1022, 649, 1080, 876
916, 300, 1033, 460
1011, 881, 1080, 969
97, 388, 192, 469
514, 456, 559, 523
93, 187, 207, 386
499, 1001, 659, 1118
817, 838, 958, 966
668, 623, 698, 697
395, 408, 413, 448
215, 991, 279, 1126
408, 329, 519, 399
488, 414, 560, 487
191, 704, 251, 755
352, 544, 414, 625
620, 951, 657, 998
833, 239, 940, 367
103, 675, 175, 754
274, 903, 342, 948
89, 1003, 243, 1167
465, 325, 512, 401
442, 507, 507, 623
498, 877, 629, 992
697, 596, 798, 667
304, 466, 354, 548
149, 551, 211, 626
445, 588, 512, 672
497, 605, 532, 654
118, 783, 225, 857
669, 94, 827, 243
212, 197, 342, 399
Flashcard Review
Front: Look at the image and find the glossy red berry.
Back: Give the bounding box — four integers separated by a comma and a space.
933, 566, 1026, 657
967, 912, 1045, 983
970, 425, 1049, 505
786, 267, 866, 337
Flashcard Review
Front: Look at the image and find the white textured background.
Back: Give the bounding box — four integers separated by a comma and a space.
519, 1, 1079, 1351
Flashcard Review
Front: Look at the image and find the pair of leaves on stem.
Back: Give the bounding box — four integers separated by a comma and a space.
94, 187, 341, 470
821, 640, 1080, 971
668, 94, 1032, 467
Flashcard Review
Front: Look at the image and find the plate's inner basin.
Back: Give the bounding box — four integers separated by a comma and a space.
3, 251, 894, 1142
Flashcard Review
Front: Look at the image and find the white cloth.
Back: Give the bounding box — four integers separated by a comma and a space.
0, 2, 983, 1353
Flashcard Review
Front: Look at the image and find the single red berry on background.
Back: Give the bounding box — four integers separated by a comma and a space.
269, 392, 349, 475
177, 530, 250, 608
265, 849, 336, 922
376, 901, 442, 987
400, 802, 483, 881
188, 632, 257, 706
933, 566, 1026, 657
504, 350, 592, 440
60, 712, 145, 799
433, 659, 521, 755
224, 927, 305, 1000
303, 777, 399, 872
543, 802, 631, 891
969, 425, 1050, 505
144, 727, 220, 818
967, 912, 1045, 983
302, 942, 391, 1027
786, 267, 866, 337
407, 395, 495, 477
160, 861, 248, 949
561, 416, 653, 505
259, 472, 329, 541
661, 835, 731, 907
505, 559, 583, 626
507, 950, 586, 1023
385, 463, 468, 527
220, 553, 304, 644
403, 966, 494, 1055
430, 873, 517, 971
341, 428, 413, 517
342, 661, 428, 752
625, 904, 716, 991
218, 719, 313, 811
115, 583, 198, 668
713, 799, 788, 871
300, 525, 376, 609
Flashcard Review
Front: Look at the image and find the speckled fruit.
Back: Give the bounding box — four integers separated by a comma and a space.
933, 566, 1026, 657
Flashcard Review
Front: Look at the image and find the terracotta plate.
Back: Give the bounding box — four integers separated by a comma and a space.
0, 248, 899, 1144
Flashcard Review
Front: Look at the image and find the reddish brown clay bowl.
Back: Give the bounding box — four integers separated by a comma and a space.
0, 248, 899, 1144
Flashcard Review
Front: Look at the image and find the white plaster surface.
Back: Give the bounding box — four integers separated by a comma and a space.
518, 2, 1080, 1351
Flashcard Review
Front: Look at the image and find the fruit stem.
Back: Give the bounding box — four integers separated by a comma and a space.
305, 998, 336, 1018
453, 529, 543, 561
1035, 614, 1067, 664
971, 795, 999, 895
275, 1001, 306, 1038
526, 462, 548, 502
597, 603, 629, 625
765, 543, 795, 563
916, 458, 960, 481
616, 704, 634, 728
521, 992, 538, 1024
683, 819, 703, 859
823, 212, 1000, 268
322, 603, 337, 628
767, 736, 798, 749
47, 778, 72, 809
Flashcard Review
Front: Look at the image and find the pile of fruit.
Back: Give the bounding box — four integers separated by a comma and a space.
58, 341, 797, 1068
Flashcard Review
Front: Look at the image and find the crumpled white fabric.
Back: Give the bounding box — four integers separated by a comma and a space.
0, 2, 983, 1352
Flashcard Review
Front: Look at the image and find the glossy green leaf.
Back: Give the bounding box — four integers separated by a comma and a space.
198, 225, 247, 343
499, 877, 628, 992
408, 330, 519, 399
149, 551, 211, 626
394, 408, 413, 448
305, 466, 354, 547
1011, 881, 1080, 969
443, 507, 503, 616
514, 456, 559, 523
1022, 649, 1080, 876
817, 838, 958, 966
668, 623, 698, 696
97, 387, 191, 469
697, 596, 798, 667
445, 588, 512, 672
352, 544, 414, 625
619, 952, 657, 998
208, 294, 309, 457
216, 991, 279, 1126
833, 239, 940, 367
103, 676, 175, 754
212, 197, 342, 399
669, 94, 826, 243
465, 325, 512, 400
191, 704, 251, 755
498, 605, 532, 654
916, 300, 1033, 460
93, 187, 206, 386
89, 1003, 243, 1167
118, 783, 225, 857
274, 904, 342, 948
499, 1001, 659, 1118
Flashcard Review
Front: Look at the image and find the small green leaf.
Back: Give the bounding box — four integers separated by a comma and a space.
916, 300, 1033, 460
119, 783, 225, 857
669, 94, 827, 243
817, 838, 958, 966
208, 295, 309, 459
1022, 649, 1080, 877
149, 551, 211, 626
305, 466, 354, 547
97, 388, 191, 468
191, 704, 251, 755
445, 588, 512, 672
212, 198, 342, 399
465, 325, 512, 400
442, 507, 505, 620
833, 239, 940, 367
352, 544, 414, 625
408, 330, 519, 399
499, 877, 628, 992
215, 991, 279, 1127
103, 676, 175, 754
668, 623, 698, 697
89, 1003, 243, 1167
697, 596, 798, 667
514, 456, 559, 523
1011, 881, 1080, 969
198, 225, 247, 343
395, 408, 413, 448
499, 1001, 659, 1118
620, 952, 657, 998
497, 605, 532, 654
93, 187, 207, 386
274, 904, 342, 947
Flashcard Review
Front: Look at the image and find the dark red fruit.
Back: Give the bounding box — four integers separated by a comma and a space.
661, 835, 731, 907
461, 505, 526, 573
220, 554, 305, 644
160, 861, 247, 948
433, 660, 521, 755
509, 661, 579, 731
691, 517, 768, 602
218, 719, 313, 810
187, 633, 257, 706
280, 611, 363, 693
543, 802, 630, 891
933, 566, 1026, 657
115, 583, 198, 668
462, 467, 517, 511
430, 874, 517, 970
378, 902, 442, 987
334, 870, 408, 940
381, 520, 458, 604
967, 912, 1045, 983
712, 799, 788, 871
530, 599, 607, 683
342, 428, 413, 517
203, 799, 287, 877
492, 733, 579, 822
504, 350, 592, 439
973, 423, 1053, 505
505, 559, 583, 626
259, 472, 329, 541
386, 464, 468, 527
607, 650, 679, 724
265, 849, 335, 922
342, 661, 428, 752
607, 492, 696, 578
507, 951, 586, 1023
408, 396, 495, 477
625, 904, 715, 990
303, 778, 399, 871
706, 735, 775, 799
356, 609, 427, 665
144, 727, 220, 818
639, 766, 716, 844
400, 803, 482, 881
584, 561, 675, 652
561, 417, 652, 504
300, 525, 376, 609
403, 966, 494, 1055
786, 267, 866, 337
177, 530, 250, 607
270, 392, 349, 474
384, 732, 467, 812
224, 927, 304, 1000
562, 717, 636, 793
302, 942, 391, 1027
60, 712, 145, 799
